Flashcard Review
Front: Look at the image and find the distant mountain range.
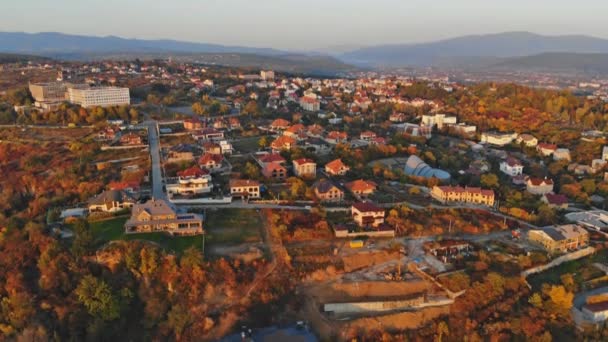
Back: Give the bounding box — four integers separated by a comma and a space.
3, 31, 608, 75
340, 32, 608, 68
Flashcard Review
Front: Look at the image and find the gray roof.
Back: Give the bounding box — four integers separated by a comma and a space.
89, 190, 134, 205
404, 155, 451, 180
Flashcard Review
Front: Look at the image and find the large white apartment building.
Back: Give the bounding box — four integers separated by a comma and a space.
67, 86, 130, 108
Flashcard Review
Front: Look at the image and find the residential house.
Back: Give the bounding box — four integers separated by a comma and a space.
603, 146, 608, 161
258, 153, 286, 167
325, 131, 348, 144
166, 144, 196, 163
229, 179, 261, 199
283, 123, 307, 140
542, 193, 569, 209
88, 190, 136, 213
500, 157, 524, 177
108, 181, 140, 195
345, 180, 377, 198
421, 113, 457, 129
352, 202, 385, 228
537, 143, 558, 156
262, 162, 287, 180
183, 118, 203, 130
198, 153, 224, 171
125, 198, 203, 235
293, 158, 317, 178
526, 177, 554, 195
553, 148, 571, 161
360, 131, 377, 142
167, 166, 213, 196
98, 126, 120, 140
300, 95, 321, 111
583, 301, 608, 323
431, 186, 495, 207
270, 118, 291, 131
193, 128, 224, 141
228, 117, 241, 130
516, 134, 538, 147
201, 141, 222, 155
312, 179, 344, 202
119, 133, 143, 146
270, 136, 297, 151
527, 224, 589, 253
389, 113, 407, 123
325, 159, 350, 176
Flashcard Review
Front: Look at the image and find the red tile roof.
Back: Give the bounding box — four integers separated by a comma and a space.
352, 202, 384, 213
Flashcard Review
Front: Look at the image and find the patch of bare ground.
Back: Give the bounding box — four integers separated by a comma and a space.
342, 250, 401, 272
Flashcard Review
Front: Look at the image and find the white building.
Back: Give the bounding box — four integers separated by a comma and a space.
260, 70, 275, 81
603, 146, 608, 161
421, 113, 457, 129
67, 86, 130, 108
500, 157, 524, 177
166, 167, 213, 196
480, 132, 517, 146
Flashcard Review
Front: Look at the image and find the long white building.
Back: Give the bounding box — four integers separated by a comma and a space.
67, 86, 130, 108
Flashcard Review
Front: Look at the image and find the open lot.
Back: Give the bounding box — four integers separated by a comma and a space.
527, 249, 608, 290
89, 216, 203, 253
205, 208, 263, 245
232, 136, 261, 153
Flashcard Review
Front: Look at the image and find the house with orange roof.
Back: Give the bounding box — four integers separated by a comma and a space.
526, 177, 554, 195
325, 131, 348, 144
229, 179, 261, 199
345, 180, 377, 198
270, 136, 296, 151
325, 159, 350, 176
262, 162, 287, 180
270, 118, 291, 131
198, 153, 224, 171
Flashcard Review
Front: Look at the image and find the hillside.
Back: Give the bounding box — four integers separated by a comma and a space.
0, 53, 51, 63
0, 31, 284, 57
340, 32, 608, 67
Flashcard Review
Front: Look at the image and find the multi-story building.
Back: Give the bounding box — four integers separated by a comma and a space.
270, 136, 297, 151
260, 70, 275, 81
527, 224, 589, 253
421, 113, 457, 129
166, 166, 213, 196
480, 132, 517, 146
352, 202, 385, 228
198, 153, 224, 171
67, 86, 130, 108
300, 95, 321, 112
125, 199, 203, 235
431, 186, 495, 207
537, 143, 557, 156
293, 158, 316, 178
516, 134, 538, 147
229, 179, 261, 199
500, 157, 524, 177
29, 82, 67, 102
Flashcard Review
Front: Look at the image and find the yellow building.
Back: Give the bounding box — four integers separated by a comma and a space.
527, 224, 589, 253
431, 186, 495, 207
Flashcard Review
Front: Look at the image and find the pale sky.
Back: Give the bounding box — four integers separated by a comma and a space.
2, 0, 608, 50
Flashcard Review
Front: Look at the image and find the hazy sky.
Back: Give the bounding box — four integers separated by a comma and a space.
2, 0, 608, 50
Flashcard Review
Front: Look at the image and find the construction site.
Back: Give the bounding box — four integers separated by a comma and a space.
291, 240, 464, 340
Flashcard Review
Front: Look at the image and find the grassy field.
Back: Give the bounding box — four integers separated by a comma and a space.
89, 217, 203, 254
232, 136, 261, 154
204, 208, 263, 245
527, 249, 608, 290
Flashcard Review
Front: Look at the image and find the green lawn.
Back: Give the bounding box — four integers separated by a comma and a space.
205, 208, 263, 245
527, 249, 608, 290
232, 136, 261, 153
89, 217, 203, 254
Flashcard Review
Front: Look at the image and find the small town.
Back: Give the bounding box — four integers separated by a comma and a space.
2, 2, 608, 341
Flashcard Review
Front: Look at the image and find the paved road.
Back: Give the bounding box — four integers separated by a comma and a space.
145, 120, 166, 200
